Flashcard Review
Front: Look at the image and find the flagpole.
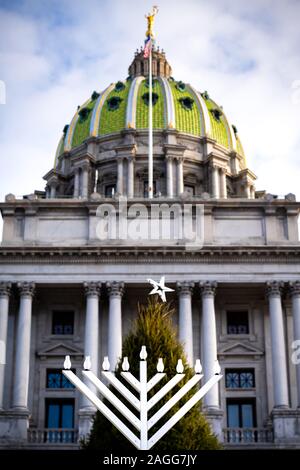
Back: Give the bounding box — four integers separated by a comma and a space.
148, 44, 153, 199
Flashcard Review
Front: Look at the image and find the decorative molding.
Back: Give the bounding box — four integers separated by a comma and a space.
17, 281, 35, 297
0, 281, 12, 297
37, 342, 83, 359
218, 341, 264, 357
176, 281, 194, 296
106, 281, 124, 298
84, 281, 101, 297
266, 281, 284, 298
199, 281, 217, 297
1, 246, 300, 266
289, 281, 300, 297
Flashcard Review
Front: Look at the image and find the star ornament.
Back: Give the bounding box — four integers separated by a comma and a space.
147, 276, 174, 302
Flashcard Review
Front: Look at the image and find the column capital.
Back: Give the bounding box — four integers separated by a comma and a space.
126, 156, 135, 163
17, 282, 35, 297
289, 281, 300, 297
220, 167, 227, 174
176, 156, 184, 163
266, 281, 284, 298
84, 282, 101, 297
177, 281, 194, 296
106, 281, 124, 298
199, 281, 217, 297
210, 163, 219, 170
0, 282, 12, 297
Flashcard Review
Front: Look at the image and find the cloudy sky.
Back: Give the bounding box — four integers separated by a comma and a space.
0, 0, 299, 235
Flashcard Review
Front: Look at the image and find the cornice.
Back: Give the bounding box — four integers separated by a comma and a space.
0, 245, 299, 265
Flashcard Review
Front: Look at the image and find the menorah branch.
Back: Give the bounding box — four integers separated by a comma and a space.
102, 371, 140, 411
82, 370, 141, 430
147, 372, 166, 392
62, 369, 141, 448
147, 373, 185, 412
148, 374, 222, 449
148, 373, 203, 428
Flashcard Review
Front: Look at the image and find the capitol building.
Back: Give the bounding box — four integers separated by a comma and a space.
0, 44, 300, 449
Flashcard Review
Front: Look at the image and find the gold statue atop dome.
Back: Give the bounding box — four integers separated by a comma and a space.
145, 5, 159, 39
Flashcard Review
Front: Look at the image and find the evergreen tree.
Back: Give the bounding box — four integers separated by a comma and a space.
83, 297, 221, 451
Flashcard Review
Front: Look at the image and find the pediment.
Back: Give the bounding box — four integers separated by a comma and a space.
218, 342, 264, 357
37, 342, 83, 358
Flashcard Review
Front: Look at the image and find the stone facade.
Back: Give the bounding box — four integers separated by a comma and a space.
0, 50, 300, 450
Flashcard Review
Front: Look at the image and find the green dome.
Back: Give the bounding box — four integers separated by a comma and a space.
56, 74, 246, 167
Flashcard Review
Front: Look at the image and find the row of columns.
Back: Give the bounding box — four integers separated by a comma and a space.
211, 165, 227, 199
1, 280, 300, 412
73, 166, 89, 199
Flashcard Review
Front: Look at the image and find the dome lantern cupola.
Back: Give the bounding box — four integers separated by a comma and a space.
128, 45, 172, 79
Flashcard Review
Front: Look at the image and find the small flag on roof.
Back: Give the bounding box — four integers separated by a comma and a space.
143, 35, 152, 58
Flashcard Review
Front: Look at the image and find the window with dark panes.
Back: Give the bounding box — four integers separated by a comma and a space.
226, 369, 255, 389
227, 311, 249, 334
52, 311, 74, 335
45, 399, 75, 443
46, 369, 75, 389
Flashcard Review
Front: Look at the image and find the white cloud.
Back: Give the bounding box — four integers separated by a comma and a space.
0, 0, 299, 237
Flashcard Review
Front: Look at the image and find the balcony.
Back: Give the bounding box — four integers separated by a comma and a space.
28, 428, 79, 447
223, 427, 274, 447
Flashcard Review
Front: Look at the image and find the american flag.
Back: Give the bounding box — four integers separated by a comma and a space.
143, 35, 152, 58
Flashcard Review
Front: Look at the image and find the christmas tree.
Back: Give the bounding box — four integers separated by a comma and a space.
83, 297, 221, 451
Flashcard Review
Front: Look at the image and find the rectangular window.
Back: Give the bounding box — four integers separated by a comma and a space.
45, 399, 75, 443
184, 185, 195, 196
226, 369, 255, 389
227, 311, 249, 334
227, 399, 256, 428
46, 369, 75, 389
52, 311, 74, 335
105, 184, 116, 197
144, 180, 157, 198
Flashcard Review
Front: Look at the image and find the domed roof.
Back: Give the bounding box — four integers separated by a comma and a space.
55, 48, 246, 167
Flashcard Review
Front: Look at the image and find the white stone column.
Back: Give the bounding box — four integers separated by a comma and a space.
81, 282, 101, 410
117, 158, 124, 196
73, 170, 79, 197
200, 281, 219, 409
166, 156, 174, 197
290, 281, 300, 408
211, 165, 219, 199
245, 184, 251, 199
0, 282, 11, 409
266, 282, 289, 408
177, 157, 184, 195
127, 157, 134, 198
107, 282, 124, 370
50, 184, 57, 199
219, 168, 227, 199
12, 282, 35, 410
177, 282, 194, 366
82, 166, 89, 199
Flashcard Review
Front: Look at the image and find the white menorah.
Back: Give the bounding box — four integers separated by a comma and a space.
62, 346, 222, 450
